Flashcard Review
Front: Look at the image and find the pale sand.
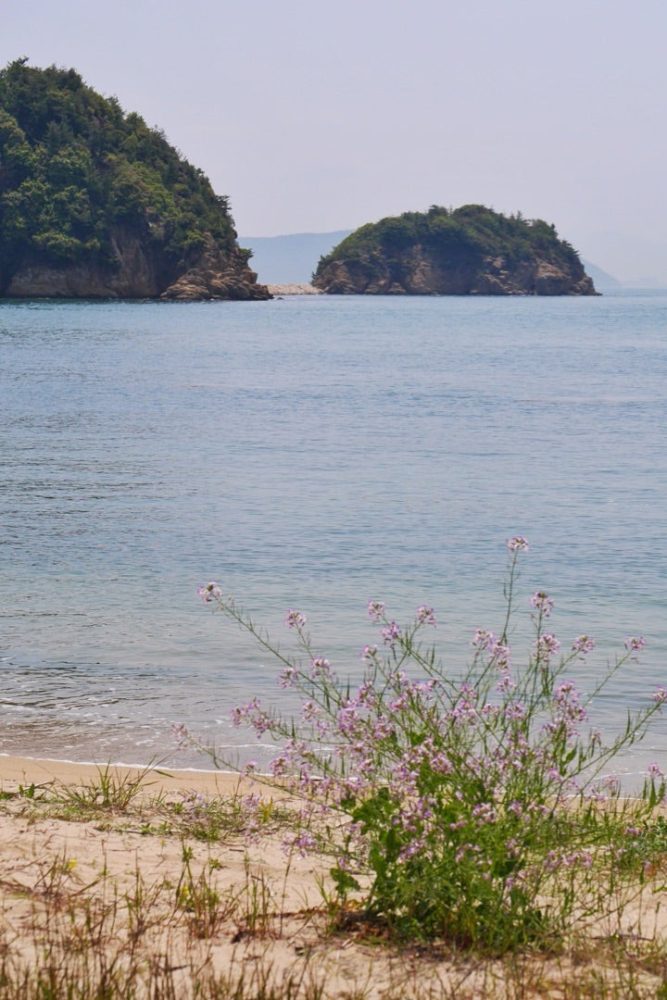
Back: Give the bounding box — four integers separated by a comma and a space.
0, 753, 246, 797
0, 756, 663, 997
0, 756, 439, 996
267, 283, 322, 295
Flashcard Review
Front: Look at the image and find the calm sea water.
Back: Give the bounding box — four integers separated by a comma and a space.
1, 292, 666, 775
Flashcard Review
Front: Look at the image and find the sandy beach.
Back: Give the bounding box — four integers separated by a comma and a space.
267, 282, 322, 295
0, 754, 245, 797
0, 755, 468, 997
0, 756, 355, 996
0, 755, 664, 997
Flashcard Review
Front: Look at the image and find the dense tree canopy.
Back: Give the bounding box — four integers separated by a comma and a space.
316, 204, 583, 275
0, 60, 237, 277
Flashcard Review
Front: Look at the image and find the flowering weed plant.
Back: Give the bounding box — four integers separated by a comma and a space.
197, 540, 667, 952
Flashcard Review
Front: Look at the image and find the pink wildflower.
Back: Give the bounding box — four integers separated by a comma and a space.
507, 536, 529, 552
496, 671, 516, 694
530, 591, 554, 617
367, 600, 385, 622
399, 840, 425, 862
285, 609, 306, 629
302, 700, 320, 721
536, 633, 561, 657
572, 635, 595, 654
416, 605, 437, 626
197, 581, 222, 603
284, 831, 317, 857
472, 802, 497, 824
279, 666, 297, 688
505, 702, 526, 721
472, 629, 496, 649
489, 639, 511, 669
381, 621, 401, 645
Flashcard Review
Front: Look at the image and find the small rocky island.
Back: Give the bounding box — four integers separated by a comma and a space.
313, 205, 596, 296
0, 61, 269, 300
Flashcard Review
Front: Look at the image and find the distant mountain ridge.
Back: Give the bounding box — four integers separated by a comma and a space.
580, 259, 621, 290
239, 230, 352, 284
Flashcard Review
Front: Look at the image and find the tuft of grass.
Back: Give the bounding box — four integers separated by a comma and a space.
55, 762, 166, 814
167, 787, 294, 844
236, 861, 276, 940
175, 844, 241, 939
1, 839, 667, 998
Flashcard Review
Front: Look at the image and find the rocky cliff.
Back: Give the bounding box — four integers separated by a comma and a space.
0, 61, 269, 301
3, 230, 268, 300
313, 206, 596, 296
3, 226, 160, 297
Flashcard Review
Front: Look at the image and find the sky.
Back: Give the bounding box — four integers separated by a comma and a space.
2, 0, 667, 283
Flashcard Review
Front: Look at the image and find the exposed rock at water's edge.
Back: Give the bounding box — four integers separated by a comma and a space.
4, 232, 269, 301
313, 206, 597, 296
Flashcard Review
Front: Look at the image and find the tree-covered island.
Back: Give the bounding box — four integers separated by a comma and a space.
0, 60, 269, 299
313, 205, 597, 295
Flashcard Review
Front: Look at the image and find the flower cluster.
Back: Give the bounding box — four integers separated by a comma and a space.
197, 581, 222, 603
536, 633, 561, 657
285, 609, 306, 629
416, 605, 437, 626
381, 621, 401, 645
367, 600, 385, 622
572, 635, 595, 654
194, 539, 664, 951
530, 590, 554, 617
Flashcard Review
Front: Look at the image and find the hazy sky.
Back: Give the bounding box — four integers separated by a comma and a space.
3, 0, 667, 282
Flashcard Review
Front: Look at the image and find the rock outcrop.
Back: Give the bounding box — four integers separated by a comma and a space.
313, 206, 597, 296
159, 237, 269, 301
4, 232, 268, 301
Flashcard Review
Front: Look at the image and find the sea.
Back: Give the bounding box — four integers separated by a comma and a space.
1, 291, 666, 778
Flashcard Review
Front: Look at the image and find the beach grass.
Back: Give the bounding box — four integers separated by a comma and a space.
0, 759, 667, 997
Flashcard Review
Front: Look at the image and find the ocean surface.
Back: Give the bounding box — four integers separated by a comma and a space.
1, 292, 666, 777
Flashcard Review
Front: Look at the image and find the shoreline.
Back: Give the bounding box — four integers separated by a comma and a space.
266, 282, 321, 295
0, 753, 248, 797
0, 750, 654, 803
